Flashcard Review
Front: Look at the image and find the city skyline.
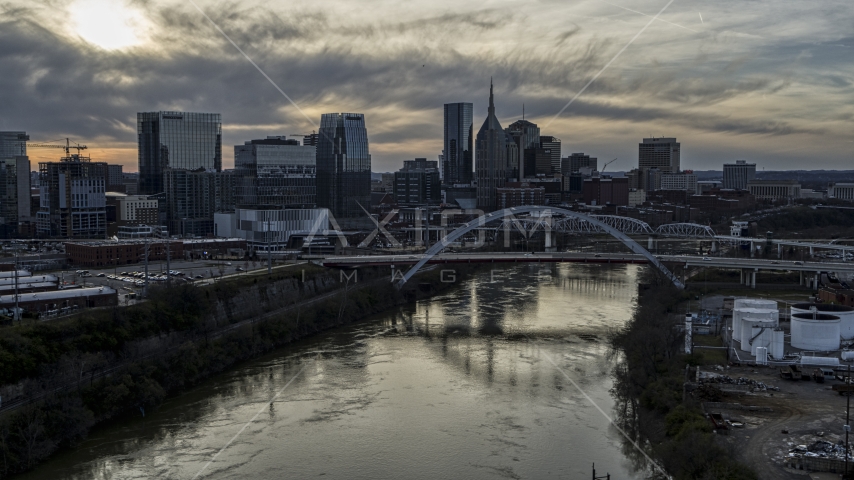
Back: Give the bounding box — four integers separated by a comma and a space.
1, 1, 852, 173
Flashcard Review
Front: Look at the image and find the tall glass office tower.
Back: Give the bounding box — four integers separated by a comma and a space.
316, 113, 371, 218
0, 131, 28, 159
137, 112, 222, 195
443, 103, 473, 185
0, 132, 31, 232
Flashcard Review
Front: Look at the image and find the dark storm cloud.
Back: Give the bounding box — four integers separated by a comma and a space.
1, 0, 852, 170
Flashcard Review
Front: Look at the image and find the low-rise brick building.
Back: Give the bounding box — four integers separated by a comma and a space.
65, 241, 184, 267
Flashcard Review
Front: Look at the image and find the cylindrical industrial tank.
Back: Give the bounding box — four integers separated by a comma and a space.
740, 315, 778, 352
770, 329, 785, 360
791, 313, 841, 351
732, 299, 778, 342
749, 325, 774, 356
737, 310, 780, 351
791, 303, 854, 340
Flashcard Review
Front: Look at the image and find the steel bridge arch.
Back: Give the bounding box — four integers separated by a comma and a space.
655, 223, 716, 238
397, 206, 685, 290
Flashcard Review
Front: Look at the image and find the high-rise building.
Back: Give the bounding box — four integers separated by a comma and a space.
137, 111, 222, 195
393, 158, 441, 205
562, 153, 598, 175
0, 132, 31, 234
539, 136, 561, 174
506, 119, 540, 179
37, 153, 108, 238
163, 168, 217, 237
476, 82, 509, 211
443, 103, 473, 185
723, 160, 756, 190
0, 156, 31, 231
215, 170, 236, 213
107, 164, 124, 191
639, 137, 680, 173
234, 136, 316, 209
0, 132, 29, 159
316, 113, 371, 218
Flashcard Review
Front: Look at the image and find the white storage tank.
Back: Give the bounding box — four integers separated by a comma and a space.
791, 303, 854, 340
740, 315, 779, 352
748, 325, 774, 356
736, 309, 779, 350
732, 298, 778, 342
791, 312, 841, 351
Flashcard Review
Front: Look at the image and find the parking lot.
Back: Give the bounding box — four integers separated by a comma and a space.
60, 259, 300, 299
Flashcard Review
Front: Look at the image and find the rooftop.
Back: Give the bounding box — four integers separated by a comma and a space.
0, 286, 116, 303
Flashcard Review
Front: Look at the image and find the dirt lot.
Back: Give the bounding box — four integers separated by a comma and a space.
704, 365, 853, 479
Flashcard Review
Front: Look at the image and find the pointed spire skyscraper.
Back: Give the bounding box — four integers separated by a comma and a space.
476, 80, 508, 211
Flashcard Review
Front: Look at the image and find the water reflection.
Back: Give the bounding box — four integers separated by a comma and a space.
21, 264, 642, 480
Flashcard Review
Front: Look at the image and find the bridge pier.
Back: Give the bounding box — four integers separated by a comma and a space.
750, 241, 755, 258
751, 270, 757, 289
740, 269, 745, 284
544, 231, 556, 252
648, 236, 655, 251
799, 271, 804, 286
809, 246, 814, 256
711, 241, 718, 253
814, 273, 819, 290
778, 244, 783, 259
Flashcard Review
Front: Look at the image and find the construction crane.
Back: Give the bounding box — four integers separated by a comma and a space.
601, 158, 617, 173
26, 138, 88, 156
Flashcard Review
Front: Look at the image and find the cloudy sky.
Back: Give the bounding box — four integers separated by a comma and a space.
1, 0, 852, 173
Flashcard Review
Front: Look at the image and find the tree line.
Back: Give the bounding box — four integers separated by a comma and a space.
609, 272, 758, 480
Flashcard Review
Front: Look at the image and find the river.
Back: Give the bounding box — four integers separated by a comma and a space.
20, 264, 645, 480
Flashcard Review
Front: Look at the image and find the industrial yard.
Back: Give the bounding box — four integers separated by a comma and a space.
699, 364, 852, 479
692, 292, 854, 478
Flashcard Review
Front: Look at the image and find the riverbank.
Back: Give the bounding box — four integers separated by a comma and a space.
0, 264, 477, 478
609, 274, 759, 480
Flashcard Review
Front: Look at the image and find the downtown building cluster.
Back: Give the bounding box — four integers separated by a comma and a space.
3, 82, 854, 248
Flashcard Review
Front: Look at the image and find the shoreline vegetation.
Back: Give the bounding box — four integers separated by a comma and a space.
0, 264, 477, 478
609, 271, 758, 480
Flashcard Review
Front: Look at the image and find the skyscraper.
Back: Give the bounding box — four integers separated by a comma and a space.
539, 136, 561, 174
638, 137, 680, 173
476, 81, 508, 211
443, 103, 473, 185
163, 168, 217, 237
0, 131, 28, 159
0, 132, 31, 233
137, 111, 222, 195
506, 119, 539, 179
723, 160, 756, 190
316, 113, 371, 218
234, 136, 316, 208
